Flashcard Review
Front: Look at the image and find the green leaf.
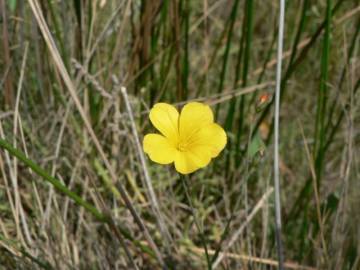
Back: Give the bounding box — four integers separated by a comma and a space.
247, 131, 266, 158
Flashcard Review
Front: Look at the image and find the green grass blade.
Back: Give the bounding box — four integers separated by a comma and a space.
0, 138, 107, 222
214, 0, 240, 117
288, 0, 310, 68
235, 0, 254, 164
250, 0, 344, 142
314, 0, 332, 186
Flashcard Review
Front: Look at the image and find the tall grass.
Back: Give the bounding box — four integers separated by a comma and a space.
0, 0, 359, 269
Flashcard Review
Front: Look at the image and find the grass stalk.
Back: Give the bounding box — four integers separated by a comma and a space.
1, 0, 14, 107
0, 138, 154, 269
314, 0, 332, 186
285, 0, 334, 253
181, 0, 190, 100
0, 138, 106, 222
212, 188, 274, 268
251, 0, 344, 139
235, 0, 254, 164
288, 0, 310, 68
27, 1, 165, 266
180, 175, 211, 270
273, 0, 286, 269
324, 17, 360, 147
214, 0, 240, 117
1, 0, 358, 268
285, 0, 349, 228
121, 86, 173, 249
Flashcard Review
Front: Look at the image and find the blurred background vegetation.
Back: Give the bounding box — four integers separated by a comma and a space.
0, 0, 359, 269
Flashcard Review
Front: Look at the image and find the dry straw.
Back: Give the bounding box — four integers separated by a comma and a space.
274, 0, 286, 269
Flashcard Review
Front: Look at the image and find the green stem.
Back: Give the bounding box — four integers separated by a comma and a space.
314, 0, 332, 187
251, 0, 344, 142
180, 174, 211, 270
0, 138, 159, 267
0, 138, 107, 222
214, 0, 240, 117
235, 0, 254, 165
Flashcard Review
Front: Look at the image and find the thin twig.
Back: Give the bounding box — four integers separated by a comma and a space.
274, 0, 286, 269
72, 59, 112, 99
138, 82, 275, 116
192, 246, 317, 270
12, 42, 33, 247
120, 86, 173, 249
193, 82, 274, 106
41, 103, 71, 230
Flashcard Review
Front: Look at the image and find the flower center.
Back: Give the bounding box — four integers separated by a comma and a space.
177, 141, 188, 152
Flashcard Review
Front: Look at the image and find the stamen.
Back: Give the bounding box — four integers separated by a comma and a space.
177, 142, 188, 152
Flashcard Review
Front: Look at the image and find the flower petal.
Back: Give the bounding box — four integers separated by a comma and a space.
143, 134, 176, 164
187, 123, 227, 157
179, 102, 213, 142
149, 103, 179, 144
174, 146, 212, 174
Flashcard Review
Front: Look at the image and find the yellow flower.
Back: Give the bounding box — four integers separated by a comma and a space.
143, 102, 227, 174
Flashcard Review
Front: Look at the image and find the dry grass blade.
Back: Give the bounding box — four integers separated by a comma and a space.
212, 188, 274, 268
273, 0, 286, 269
12, 42, 33, 247
120, 86, 173, 249
26, 0, 165, 266
192, 246, 317, 270
298, 120, 328, 265
0, 0, 358, 268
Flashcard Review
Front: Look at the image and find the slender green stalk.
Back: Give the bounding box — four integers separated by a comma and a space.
181, 0, 190, 100
284, 0, 347, 227
222, 0, 252, 177
287, 78, 360, 253
324, 17, 360, 146
225, 21, 244, 132
222, 0, 242, 177
195, 3, 238, 97
0, 138, 107, 222
235, 0, 254, 164
173, 0, 183, 102
180, 175, 211, 270
256, 26, 276, 84
314, 0, 332, 187
251, 0, 344, 139
288, 0, 310, 68
0, 137, 153, 268
325, 79, 360, 152
214, 0, 240, 117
